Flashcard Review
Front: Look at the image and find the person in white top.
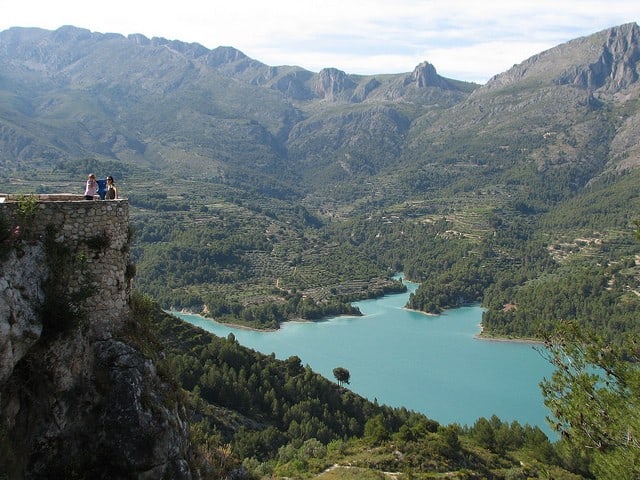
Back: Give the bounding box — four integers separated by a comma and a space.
84, 173, 98, 200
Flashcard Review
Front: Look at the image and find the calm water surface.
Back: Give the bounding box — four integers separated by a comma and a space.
173, 279, 556, 437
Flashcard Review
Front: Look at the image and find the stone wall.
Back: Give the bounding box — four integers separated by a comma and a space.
0, 194, 131, 327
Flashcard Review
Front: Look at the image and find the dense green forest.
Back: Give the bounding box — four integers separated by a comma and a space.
127, 167, 640, 344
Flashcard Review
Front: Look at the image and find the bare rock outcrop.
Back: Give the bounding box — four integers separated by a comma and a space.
404, 61, 450, 89
557, 23, 640, 91
314, 67, 357, 100
483, 23, 640, 93
0, 198, 197, 479
0, 246, 46, 385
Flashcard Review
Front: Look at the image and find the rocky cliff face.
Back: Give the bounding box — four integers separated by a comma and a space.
557, 23, 640, 91
314, 67, 357, 101
483, 23, 640, 93
0, 196, 197, 479
0, 244, 45, 386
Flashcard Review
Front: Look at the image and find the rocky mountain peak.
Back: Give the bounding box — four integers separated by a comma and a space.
314, 67, 357, 100
557, 22, 640, 91
204, 45, 249, 66
405, 61, 449, 88
51, 25, 97, 42
482, 22, 640, 93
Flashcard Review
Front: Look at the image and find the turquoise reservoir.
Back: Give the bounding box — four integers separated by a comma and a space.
174, 280, 556, 437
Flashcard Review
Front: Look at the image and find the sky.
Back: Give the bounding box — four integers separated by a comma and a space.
1, 1, 639, 84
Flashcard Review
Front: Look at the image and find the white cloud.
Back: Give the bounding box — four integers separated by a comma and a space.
1, 0, 639, 83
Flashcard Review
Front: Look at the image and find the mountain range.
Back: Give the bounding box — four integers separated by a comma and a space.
2, 22, 640, 317
1, 22, 638, 206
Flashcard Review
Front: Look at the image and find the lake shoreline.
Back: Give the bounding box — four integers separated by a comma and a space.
168, 310, 362, 333
404, 305, 543, 345
475, 332, 544, 344
170, 308, 545, 345
475, 323, 544, 344
168, 310, 280, 332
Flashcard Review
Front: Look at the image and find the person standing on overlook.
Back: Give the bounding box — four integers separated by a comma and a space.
105, 176, 118, 200
84, 173, 98, 200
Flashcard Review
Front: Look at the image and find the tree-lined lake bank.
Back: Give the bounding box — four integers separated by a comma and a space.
172, 279, 556, 438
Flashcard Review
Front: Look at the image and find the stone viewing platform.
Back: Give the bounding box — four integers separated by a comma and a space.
0, 193, 131, 326
0, 194, 92, 202
0, 192, 194, 479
